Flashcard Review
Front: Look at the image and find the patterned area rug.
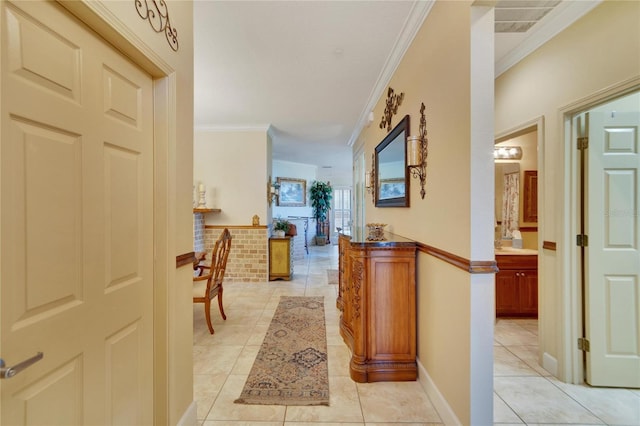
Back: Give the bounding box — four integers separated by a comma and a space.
234, 296, 329, 406
327, 269, 338, 285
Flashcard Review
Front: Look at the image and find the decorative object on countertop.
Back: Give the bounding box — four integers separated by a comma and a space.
252, 214, 260, 226
379, 87, 404, 132
267, 175, 280, 206
235, 296, 329, 405
310, 180, 332, 245
366, 223, 387, 241
407, 102, 428, 199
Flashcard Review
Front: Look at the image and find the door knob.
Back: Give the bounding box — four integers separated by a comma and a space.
0, 352, 43, 379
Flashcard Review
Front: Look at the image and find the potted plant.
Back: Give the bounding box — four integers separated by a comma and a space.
272, 218, 290, 238
309, 180, 332, 245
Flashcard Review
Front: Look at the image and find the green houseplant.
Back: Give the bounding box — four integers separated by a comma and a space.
272, 217, 290, 237
309, 180, 332, 245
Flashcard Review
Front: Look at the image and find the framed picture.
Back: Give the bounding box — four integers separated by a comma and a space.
378, 178, 405, 201
277, 177, 306, 207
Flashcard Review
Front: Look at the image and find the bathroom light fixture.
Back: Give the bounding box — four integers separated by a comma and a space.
494, 146, 522, 160
407, 102, 428, 199
267, 176, 280, 206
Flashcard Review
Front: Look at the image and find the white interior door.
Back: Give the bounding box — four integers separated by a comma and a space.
1, 1, 155, 423
585, 106, 640, 387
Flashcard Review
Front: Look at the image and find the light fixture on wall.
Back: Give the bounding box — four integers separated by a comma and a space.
267, 176, 280, 206
365, 154, 376, 204
407, 102, 428, 199
494, 146, 522, 160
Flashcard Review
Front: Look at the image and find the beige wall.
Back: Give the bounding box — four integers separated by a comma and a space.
354, 2, 495, 423
495, 0, 640, 380
195, 130, 270, 226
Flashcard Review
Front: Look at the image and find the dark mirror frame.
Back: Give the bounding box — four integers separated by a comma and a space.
375, 114, 410, 207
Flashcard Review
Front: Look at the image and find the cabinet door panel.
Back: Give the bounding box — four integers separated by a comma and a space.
496, 271, 519, 316
369, 257, 415, 360
519, 271, 538, 316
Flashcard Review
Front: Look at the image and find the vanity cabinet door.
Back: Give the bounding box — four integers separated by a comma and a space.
518, 270, 538, 315
496, 270, 519, 316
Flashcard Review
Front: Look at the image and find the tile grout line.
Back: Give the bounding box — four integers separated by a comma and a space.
542, 375, 610, 426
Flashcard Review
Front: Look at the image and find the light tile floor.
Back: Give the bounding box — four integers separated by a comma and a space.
494, 319, 640, 426
193, 244, 640, 425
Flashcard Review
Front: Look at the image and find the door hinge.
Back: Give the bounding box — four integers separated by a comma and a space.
577, 137, 589, 150
578, 337, 590, 352
577, 234, 589, 247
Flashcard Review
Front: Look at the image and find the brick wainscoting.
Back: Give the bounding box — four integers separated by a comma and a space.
204, 225, 268, 282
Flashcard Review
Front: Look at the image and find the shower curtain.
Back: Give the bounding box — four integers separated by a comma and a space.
501, 172, 520, 238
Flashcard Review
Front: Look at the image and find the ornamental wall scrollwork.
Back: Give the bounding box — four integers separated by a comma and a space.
135, 0, 179, 52
379, 87, 404, 132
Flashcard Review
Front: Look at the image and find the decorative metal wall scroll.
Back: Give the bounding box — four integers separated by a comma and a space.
135, 0, 179, 52
379, 87, 404, 132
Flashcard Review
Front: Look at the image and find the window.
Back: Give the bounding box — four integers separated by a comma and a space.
332, 188, 352, 236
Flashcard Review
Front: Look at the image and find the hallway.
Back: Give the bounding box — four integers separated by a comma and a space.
193, 244, 640, 425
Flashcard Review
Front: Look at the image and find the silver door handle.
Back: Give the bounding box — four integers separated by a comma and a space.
0, 352, 43, 379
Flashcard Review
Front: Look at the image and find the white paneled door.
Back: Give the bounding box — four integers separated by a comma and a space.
585, 108, 640, 388
1, 1, 154, 424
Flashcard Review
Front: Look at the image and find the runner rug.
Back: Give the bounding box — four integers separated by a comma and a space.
234, 296, 329, 406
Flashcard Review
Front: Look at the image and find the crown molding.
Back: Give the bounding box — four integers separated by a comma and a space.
347, 0, 435, 147
495, 0, 602, 77
194, 124, 271, 133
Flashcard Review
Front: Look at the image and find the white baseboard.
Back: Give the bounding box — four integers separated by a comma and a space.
543, 352, 558, 376
417, 358, 461, 426
176, 400, 197, 426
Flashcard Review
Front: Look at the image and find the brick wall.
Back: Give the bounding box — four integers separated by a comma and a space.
193, 213, 206, 253
204, 225, 268, 282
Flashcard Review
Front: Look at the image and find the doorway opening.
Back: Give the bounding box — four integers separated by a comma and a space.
494, 119, 542, 321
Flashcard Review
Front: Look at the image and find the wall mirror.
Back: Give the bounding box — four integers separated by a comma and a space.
495, 162, 520, 238
375, 115, 410, 207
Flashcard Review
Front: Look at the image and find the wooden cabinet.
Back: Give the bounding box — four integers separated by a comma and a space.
269, 237, 293, 281
338, 233, 417, 382
496, 254, 538, 317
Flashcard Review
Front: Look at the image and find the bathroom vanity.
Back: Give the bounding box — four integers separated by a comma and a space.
495, 248, 538, 317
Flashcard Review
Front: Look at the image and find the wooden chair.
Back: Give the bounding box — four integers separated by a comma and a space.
193, 228, 232, 334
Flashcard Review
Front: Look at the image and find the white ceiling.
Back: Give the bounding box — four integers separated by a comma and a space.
193, 1, 600, 176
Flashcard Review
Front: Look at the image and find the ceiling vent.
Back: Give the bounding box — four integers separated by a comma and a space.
495, 0, 562, 33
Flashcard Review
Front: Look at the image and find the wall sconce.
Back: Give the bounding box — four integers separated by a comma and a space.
267, 176, 280, 206
365, 154, 376, 204
493, 146, 522, 160
407, 102, 428, 199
